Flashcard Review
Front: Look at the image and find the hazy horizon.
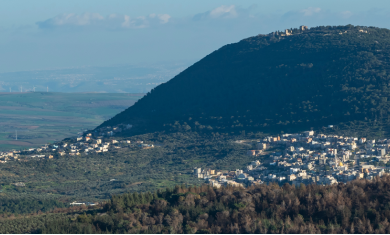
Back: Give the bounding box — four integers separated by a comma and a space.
0, 61, 190, 93
1, 0, 390, 92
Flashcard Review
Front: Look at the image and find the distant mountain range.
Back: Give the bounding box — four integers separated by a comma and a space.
0, 62, 189, 93
100, 25, 390, 135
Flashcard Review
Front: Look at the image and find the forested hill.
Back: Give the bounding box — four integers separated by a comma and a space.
100, 25, 390, 135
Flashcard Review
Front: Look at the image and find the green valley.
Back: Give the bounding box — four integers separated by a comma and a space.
0, 92, 144, 150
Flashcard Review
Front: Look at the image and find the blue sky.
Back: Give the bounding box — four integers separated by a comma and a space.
1, 0, 390, 73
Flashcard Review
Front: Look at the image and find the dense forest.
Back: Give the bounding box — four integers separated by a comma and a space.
0, 198, 65, 215
0, 205, 94, 234
17, 176, 390, 234
100, 25, 390, 137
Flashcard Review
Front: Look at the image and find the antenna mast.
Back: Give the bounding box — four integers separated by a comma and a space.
47, 86, 48, 92
15, 130, 17, 140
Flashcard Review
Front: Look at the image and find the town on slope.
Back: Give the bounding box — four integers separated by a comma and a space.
195, 130, 388, 188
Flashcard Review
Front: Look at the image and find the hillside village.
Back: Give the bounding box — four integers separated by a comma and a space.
196, 130, 389, 188
2, 122, 390, 190
0, 124, 154, 163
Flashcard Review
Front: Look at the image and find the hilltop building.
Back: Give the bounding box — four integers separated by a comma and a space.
300, 25, 308, 31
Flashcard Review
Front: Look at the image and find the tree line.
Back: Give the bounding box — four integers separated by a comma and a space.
36, 175, 390, 233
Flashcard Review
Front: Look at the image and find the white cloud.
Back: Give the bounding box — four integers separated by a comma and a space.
37, 13, 104, 27
209, 5, 238, 18
192, 5, 256, 21
158, 14, 171, 24
121, 15, 147, 29
35, 6, 387, 35
37, 12, 171, 29
340, 11, 353, 19
300, 7, 321, 16
148, 13, 171, 24
280, 7, 342, 23
108, 14, 117, 19
119, 14, 170, 29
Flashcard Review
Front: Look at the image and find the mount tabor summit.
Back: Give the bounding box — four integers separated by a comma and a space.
99, 25, 390, 135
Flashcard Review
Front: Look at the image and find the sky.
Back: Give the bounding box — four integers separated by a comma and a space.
1, 0, 390, 73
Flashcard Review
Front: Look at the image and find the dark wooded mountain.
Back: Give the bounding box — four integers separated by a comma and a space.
100, 25, 390, 135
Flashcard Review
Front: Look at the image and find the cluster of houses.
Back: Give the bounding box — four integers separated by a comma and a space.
0, 124, 155, 162
0, 150, 20, 163
193, 167, 248, 188
265, 26, 369, 39
265, 25, 308, 38
0, 147, 57, 163
55, 135, 129, 156
61, 132, 154, 155
199, 130, 389, 188
43, 135, 152, 157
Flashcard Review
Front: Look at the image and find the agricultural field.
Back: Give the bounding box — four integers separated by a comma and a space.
0, 92, 144, 150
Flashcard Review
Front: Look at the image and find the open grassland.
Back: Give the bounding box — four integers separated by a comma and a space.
0, 92, 144, 150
